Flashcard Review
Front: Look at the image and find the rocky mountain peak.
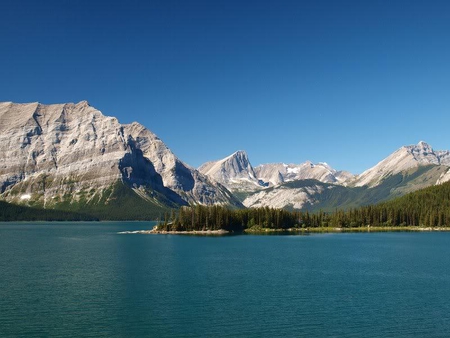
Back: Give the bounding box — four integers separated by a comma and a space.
233, 150, 247, 156
0, 101, 242, 210
417, 140, 431, 148
402, 141, 439, 165
231, 150, 249, 161
408, 140, 434, 153
353, 141, 450, 187
227, 150, 252, 171
198, 150, 262, 191
75, 100, 90, 108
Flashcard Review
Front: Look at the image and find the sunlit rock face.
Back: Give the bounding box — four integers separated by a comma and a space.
0, 101, 241, 207
199, 150, 264, 192
255, 161, 353, 186
353, 141, 450, 187
199, 150, 354, 193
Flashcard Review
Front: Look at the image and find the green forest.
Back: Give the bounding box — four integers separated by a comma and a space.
157, 181, 450, 231
0, 201, 98, 221
2, 180, 450, 227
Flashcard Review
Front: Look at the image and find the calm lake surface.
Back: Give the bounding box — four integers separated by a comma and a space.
1, 222, 450, 337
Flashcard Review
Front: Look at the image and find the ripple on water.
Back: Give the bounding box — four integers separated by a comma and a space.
1, 225, 450, 337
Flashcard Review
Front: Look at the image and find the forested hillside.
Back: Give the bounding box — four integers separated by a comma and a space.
0, 182, 171, 221
0, 201, 98, 221
157, 181, 450, 231
3, 180, 449, 226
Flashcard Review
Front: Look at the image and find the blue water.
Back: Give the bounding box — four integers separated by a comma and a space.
1, 223, 450, 337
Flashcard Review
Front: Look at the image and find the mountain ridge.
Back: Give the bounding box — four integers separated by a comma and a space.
352, 141, 450, 187
1, 100, 449, 217
199, 142, 450, 211
0, 101, 242, 218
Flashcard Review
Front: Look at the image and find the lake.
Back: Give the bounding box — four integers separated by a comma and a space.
1, 222, 450, 337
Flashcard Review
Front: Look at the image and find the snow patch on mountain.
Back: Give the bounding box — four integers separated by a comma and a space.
255, 161, 353, 186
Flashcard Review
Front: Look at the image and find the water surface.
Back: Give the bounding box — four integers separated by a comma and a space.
1, 222, 450, 337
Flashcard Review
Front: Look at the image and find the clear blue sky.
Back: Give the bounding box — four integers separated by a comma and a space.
1, 0, 449, 174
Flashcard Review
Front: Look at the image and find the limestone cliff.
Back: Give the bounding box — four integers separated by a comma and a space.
0, 101, 241, 211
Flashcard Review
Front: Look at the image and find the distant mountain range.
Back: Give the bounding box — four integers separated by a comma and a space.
1, 101, 449, 219
199, 141, 450, 211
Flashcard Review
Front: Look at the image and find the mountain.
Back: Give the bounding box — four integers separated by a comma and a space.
353, 141, 450, 187
199, 142, 450, 212
255, 161, 354, 186
2, 100, 449, 219
199, 151, 353, 191
243, 142, 450, 211
198, 150, 263, 192
0, 101, 241, 219
243, 165, 450, 212
122, 121, 240, 205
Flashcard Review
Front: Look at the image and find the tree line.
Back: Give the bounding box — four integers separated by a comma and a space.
158, 181, 450, 231
0, 201, 98, 221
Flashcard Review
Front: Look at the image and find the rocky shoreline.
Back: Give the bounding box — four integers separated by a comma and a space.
118, 228, 229, 235
118, 226, 450, 236
244, 226, 450, 233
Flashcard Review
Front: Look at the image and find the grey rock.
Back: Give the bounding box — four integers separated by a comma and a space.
0, 101, 240, 208
353, 141, 450, 187
199, 150, 263, 192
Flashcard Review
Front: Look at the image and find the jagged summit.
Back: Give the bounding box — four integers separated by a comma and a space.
229, 150, 248, 157
200, 150, 355, 192
353, 141, 450, 187
73, 100, 91, 109
406, 141, 439, 164
417, 140, 430, 147
198, 150, 262, 191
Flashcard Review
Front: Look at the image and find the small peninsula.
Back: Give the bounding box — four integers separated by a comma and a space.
149, 181, 450, 234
